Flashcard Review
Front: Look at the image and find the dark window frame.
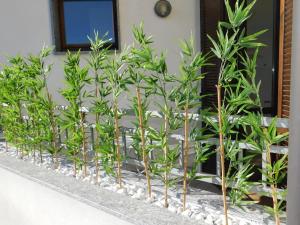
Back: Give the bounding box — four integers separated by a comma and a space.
54, 0, 119, 52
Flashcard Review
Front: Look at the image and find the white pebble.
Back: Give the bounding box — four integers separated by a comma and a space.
117, 188, 126, 194
195, 213, 205, 221
205, 215, 214, 224
168, 205, 177, 213
182, 209, 192, 218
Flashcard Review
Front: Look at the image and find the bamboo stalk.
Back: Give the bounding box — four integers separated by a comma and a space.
216, 84, 228, 225
80, 111, 88, 177
45, 78, 59, 168
94, 81, 100, 184
182, 103, 189, 211
37, 128, 43, 164
114, 100, 122, 188
73, 151, 77, 177
266, 143, 280, 225
47, 93, 59, 169
32, 121, 36, 162
95, 113, 100, 183
5, 140, 8, 152
21, 146, 24, 159
136, 87, 152, 198
163, 111, 169, 208
33, 146, 36, 162
39, 143, 43, 164
73, 127, 77, 177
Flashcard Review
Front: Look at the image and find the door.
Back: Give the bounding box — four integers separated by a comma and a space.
200, 0, 280, 175
200, 0, 279, 116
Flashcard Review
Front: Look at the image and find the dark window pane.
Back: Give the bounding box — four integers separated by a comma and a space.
63, 0, 115, 45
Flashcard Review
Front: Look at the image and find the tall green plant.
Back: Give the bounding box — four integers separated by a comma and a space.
23, 53, 45, 162
105, 52, 130, 188
61, 50, 91, 177
88, 33, 112, 183
38, 47, 60, 167
240, 51, 288, 225
22, 47, 57, 163
170, 36, 210, 210
207, 0, 267, 224
125, 25, 158, 198
0, 56, 28, 156
126, 24, 181, 207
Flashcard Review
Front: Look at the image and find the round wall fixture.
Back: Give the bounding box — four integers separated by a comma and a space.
154, 0, 172, 18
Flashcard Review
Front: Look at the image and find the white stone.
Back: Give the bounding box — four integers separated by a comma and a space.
132, 193, 141, 200
236, 219, 250, 225
168, 205, 177, 213
195, 213, 205, 221
215, 216, 233, 225
205, 215, 214, 224
182, 209, 192, 217
145, 196, 155, 203
82, 177, 90, 182
153, 200, 164, 208
136, 188, 144, 195
116, 188, 126, 195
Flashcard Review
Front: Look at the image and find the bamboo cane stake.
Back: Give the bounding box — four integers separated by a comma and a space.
216, 84, 228, 225
114, 100, 122, 188
182, 103, 189, 211
266, 142, 281, 225
94, 80, 100, 184
163, 111, 169, 208
136, 87, 152, 198
80, 111, 88, 177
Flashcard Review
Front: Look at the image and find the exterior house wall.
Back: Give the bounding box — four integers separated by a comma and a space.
0, 0, 293, 116
0, 0, 200, 107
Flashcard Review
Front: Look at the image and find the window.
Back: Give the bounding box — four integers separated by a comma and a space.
54, 0, 119, 51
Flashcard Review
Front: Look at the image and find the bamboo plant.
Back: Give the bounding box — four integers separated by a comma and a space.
23, 53, 46, 162
38, 47, 60, 168
170, 36, 210, 210
126, 24, 181, 207
207, 0, 268, 224
60, 50, 91, 177
125, 25, 158, 198
88, 33, 112, 183
105, 51, 130, 188
22, 47, 57, 163
240, 51, 288, 225
0, 56, 28, 156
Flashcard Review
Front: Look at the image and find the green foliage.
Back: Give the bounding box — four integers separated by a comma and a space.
88, 32, 115, 178
0, 56, 27, 151
208, 1, 288, 223
0, 16, 288, 222
207, 0, 268, 211
0, 48, 58, 162
104, 50, 130, 185
127, 24, 182, 206
60, 50, 91, 175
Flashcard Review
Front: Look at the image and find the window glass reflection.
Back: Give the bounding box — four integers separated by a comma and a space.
63, 0, 115, 45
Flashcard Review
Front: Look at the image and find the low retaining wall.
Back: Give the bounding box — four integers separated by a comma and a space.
0, 152, 198, 225
0, 166, 133, 225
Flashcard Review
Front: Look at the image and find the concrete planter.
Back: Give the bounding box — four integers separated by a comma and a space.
0, 153, 199, 225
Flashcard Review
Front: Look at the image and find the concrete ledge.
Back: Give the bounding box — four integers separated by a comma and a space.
0, 154, 198, 225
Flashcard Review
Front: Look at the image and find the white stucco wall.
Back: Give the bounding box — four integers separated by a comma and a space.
0, 0, 201, 106
0, 167, 133, 225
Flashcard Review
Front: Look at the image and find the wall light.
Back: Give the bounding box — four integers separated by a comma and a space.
154, 0, 172, 18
